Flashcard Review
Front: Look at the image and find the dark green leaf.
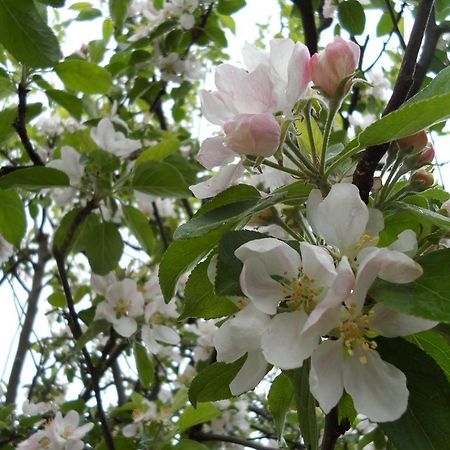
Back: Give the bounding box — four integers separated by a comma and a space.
171, 440, 210, 450
394, 202, 450, 231
0, 0, 61, 68
83, 220, 124, 275
55, 60, 113, 94
268, 373, 294, 443
133, 160, 190, 198
189, 357, 246, 407
178, 403, 221, 432
109, 0, 131, 31
286, 361, 319, 450
0, 167, 70, 190
159, 229, 223, 302
36, 0, 65, 6
46, 89, 83, 120
370, 248, 450, 322
134, 342, 154, 389
378, 338, 450, 450
181, 259, 239, 320
217, 0, 246, 15
0, 189, 26, 247
215, 230, 267, 296
0, 108, 16, 143
338, 1, 366, 35
122, 205, 154, 254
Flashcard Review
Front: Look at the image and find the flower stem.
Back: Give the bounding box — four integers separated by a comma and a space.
320, 99, 341, 177
304, 100, 319, 164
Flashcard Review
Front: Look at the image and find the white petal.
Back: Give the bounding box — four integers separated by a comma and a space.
261, 311, 319, 369
230, 350, 268, 395
114, 317, 137, 337
200, 90, 234, 125
343, 348, 409, 422
239, 256, 286, 314
369, 303, 437, 337
269, 38, 295, 81
91, 118, 114, 149
242, 42, 269, 72
300, 242, 336, 287
307, 184, 368, 254
214, 305, 271, 362
235, 237, 301, 280
152, 324, 180, 345
389, 229, 418, 257
215, 64, 248, 95
142, 325, 161, 354
122, 423, 138, 437
189, 163, 245, 199
197, 136, 236, 169
310, 339, 344, 414
366, 208, 384, 236
286, 42, 311, 103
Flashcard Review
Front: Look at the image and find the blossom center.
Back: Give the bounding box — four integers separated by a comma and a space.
340, 314, 377, 364
115, 298, 131, 316
284, 276, 321, 314
354, 232, 379, 255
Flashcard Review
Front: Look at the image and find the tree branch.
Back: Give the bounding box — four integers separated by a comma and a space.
384, 0, 406, 50
13, 82, 44, 166
352, 0, 435, 203
6, 232, 49, 404
292, 0, 318, 54
192, 431, 279, 450
320, 407, 350, 450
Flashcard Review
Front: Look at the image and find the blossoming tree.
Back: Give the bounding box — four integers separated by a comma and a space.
0, 1, 449, 450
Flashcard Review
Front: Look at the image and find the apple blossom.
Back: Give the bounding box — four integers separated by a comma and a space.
91, 118, 141, 157
0, 234, 14, 264
214, 304, 270, 395
310, 36, 360, 98
95, 278, 145, 337
410, 170, 435, 189
397, 130, 428, 153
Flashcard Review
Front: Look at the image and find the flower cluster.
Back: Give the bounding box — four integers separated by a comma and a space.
214, 184, 436, 422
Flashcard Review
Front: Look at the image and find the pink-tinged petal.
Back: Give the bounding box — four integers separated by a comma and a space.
343, 348, 409, 422
239, 257, 287, 314
114, 316, 137, 337
197, 136, 236, 169
286, 42, 311, 102
236, 237, 301, 280
262, 311, 319, 369
189, 163, 245, 199
214, 305, 271, 362
389, 229, 418, 257
200, 90, 235, 125
269, 38, 296, 81
215, 63, 248, 95
242, 41, 269, 72
142, 325, 161, 354
369, 303, 437, 337
152, 324, 180, 345
310, 339, 345, 414
230, 350, 268, 395
300, 242, 336, 287
307, 184, 368, 255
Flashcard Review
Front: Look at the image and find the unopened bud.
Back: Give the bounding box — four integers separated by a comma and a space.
310, 36, 360, 98
397, 131, 428, 153
411, 170, 434, 189
418, 143, 435, 165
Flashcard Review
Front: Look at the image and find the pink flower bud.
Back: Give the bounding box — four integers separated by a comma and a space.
419, 143, 435, 165
223, 113, 281, 157
397, 130, 428, 153
411, 170, 434, 189
310, 36, 360, 98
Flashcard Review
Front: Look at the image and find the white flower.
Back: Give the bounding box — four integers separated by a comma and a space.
47, 146, 84, 187
322, 0, 337, 18
213, 304, 270, 395
0, 234, 13, 264
90, 271, 117, 296
179, 13, 195, 29
95, 278, 145, 337
91, 118, 141, 157
122, 399, 157, 437
22, 399, 51, 416
158, 52, 186, 82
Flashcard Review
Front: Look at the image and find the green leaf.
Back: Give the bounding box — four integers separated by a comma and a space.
215, 230, 267, 296
0, 167, 70, 190
46, 89, 83, 120
0, 108, 16, 143
378, 338, 450, 450
181, 259, 239, 320
75, 319, 110, 351
109, 0, 132, 31
134, 342, 154, 389
47, 290, 66, 308
370, 248, 450, 322
0, 0, 61, 68
338, 0, 366, 35
178, 403, 221, 432
406, 66, 450, 105
406, 330, 450, 382
135, 138, 180, 164
171, 440, 210, 450
83, 220, 124, 275
133, 160, 190, 198
286, 361, 318, 450
394, 202, 450, 231
217, 0, 246, 15
55, 60, 113, 94
0, 189, 26, 247
159, 229, 223, 302
268, 373, 294, 443
189, 357, 246, 407
36, 0, 65, 6
122, 205, 154, 254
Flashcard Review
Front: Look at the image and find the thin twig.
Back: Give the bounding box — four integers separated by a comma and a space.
192, 431, 279, 450
384, 0, 406, 49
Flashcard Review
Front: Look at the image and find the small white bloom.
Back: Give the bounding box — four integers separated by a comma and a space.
0, 235, 13, 264
47, 146, 84, 187
91, 118, 141, 157
22, 399, 51, 416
